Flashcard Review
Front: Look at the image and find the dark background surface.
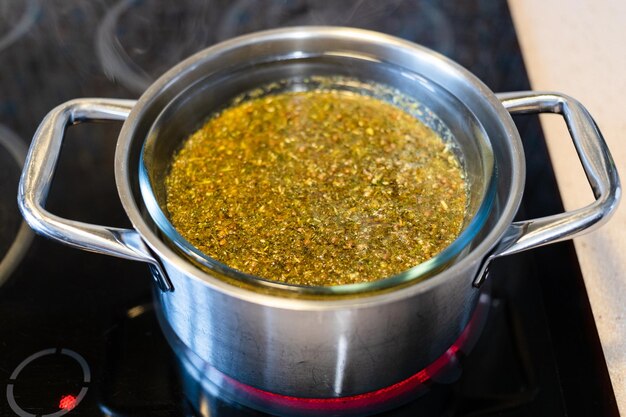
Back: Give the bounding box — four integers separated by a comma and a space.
0, 0, 619, 416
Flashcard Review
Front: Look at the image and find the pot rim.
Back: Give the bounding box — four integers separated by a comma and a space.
115, 26, 525, 309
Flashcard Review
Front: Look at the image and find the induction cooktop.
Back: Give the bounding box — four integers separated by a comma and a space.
0, 1, 619, 416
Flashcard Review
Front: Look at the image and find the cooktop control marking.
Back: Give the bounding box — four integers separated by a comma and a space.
6, 348, 90, 417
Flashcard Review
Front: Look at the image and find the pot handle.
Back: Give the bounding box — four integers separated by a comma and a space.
473, 91, 621, 287
18, 98, 173, 291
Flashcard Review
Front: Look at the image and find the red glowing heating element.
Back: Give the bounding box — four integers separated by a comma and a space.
226, 342, 462, 412
218, 322, 475, 415
187, 295, 487, 415
59, 394, 78, 411
214, 295, 493, 415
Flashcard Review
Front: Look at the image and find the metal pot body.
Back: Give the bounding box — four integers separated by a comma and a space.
155, 253, 481, 397
18, 27, 620, 402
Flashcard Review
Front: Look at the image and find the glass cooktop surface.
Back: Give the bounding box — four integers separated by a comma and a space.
0, 1, 619, 416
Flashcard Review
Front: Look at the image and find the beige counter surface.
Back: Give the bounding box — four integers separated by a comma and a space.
509, 0, 626, 411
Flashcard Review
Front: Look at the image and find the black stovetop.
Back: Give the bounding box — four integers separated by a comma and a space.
0, 1, 620, 416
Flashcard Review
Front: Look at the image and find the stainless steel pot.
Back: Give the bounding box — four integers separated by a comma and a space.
18, 27, 620, 413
